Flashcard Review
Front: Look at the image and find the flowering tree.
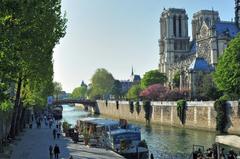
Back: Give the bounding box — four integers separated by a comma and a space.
140, 84, 189, 101
140, 84, 168, 100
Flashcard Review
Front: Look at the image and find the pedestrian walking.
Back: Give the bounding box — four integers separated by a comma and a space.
57, 130, 61, 139
150, 153, 154, 159
49, 145, 53, 159
69, 155, 73, 159
53, 128, 56, 140
54, 144, 60, 159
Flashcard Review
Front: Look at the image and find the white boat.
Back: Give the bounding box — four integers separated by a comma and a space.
77, 117, 149, 159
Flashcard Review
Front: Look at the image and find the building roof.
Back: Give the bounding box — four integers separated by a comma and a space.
215, 21, 239, 38
132, 75, 141, 81
188, 57, 214, 72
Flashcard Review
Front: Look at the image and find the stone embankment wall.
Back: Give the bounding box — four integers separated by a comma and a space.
95, 100, 240, 134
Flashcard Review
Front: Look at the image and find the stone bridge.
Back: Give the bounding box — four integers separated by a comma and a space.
52, 99, 96, 107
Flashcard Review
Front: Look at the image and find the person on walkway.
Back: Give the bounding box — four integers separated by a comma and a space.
69, 156, 73, 159
57, 130, 61, 139
150, 153, 154, 159
53, 128, 56, 140
54, 144, 60, 159
49, 145, 53, 159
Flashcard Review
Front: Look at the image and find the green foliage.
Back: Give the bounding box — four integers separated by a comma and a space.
53, 82, 63, 99
214, 34, 240, 99
141, 70, 167, 88
135, 101, 141, 115
143, 100, 151, 122
129, 101, 134, 113
116, 100, 119, 109
195, 73, 222, 100
177, 100, 187, 125
0, 100, 13, 111
0, 0, 67, 109
214, 99, 228, 133
173, 71, 180, 88
62, 121, 72, 133
71, 85, 87, 99
127, 84, 142, 100
89, 68, 114, 99
111, 80, 122, 99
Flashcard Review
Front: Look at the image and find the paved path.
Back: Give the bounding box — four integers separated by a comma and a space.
10, 122, 125, 159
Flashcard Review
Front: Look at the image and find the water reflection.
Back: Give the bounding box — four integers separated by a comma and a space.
62, 105, 216, 158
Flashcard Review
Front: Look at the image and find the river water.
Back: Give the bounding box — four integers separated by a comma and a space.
62, 104, 216, 158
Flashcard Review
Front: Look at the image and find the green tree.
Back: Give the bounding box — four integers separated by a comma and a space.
173, 71, 180, 88
213, 34, 240, 99
71, 85, 87, 99
141, 70, 167, 88
0, 0, 67, 138
127, 84, 142, 100
90, 68, 114, 99
196, 73, 222, 100
53, 82, 63, 100
111, 80, 122, 99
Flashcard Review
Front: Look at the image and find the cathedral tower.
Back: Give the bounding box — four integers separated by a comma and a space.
159, 8, 190, 74
236, 0, 240, 28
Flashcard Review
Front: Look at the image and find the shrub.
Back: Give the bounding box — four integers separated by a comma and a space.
129, 101, 134, 113
116, 100, 119, 110
176, 100, 187, 125
62, 121, 71, 133
214, 98, 228, 133
105, 100, 108, 107
143, 100, 151, 123
135, 101, 141, 115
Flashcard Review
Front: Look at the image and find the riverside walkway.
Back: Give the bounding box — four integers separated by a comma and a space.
10, 123, 125, 159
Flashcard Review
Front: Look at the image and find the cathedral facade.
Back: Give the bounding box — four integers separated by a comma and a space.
159, 0, 240, 97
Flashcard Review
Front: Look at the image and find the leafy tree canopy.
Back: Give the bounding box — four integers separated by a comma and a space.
90, 68, 114, 99
173, 71, 180, 88
141, 70, 167, 88
111, 80, 122, 99
127, 84, 142, 100
213, 34, 240, 99
71, 85, 87, 99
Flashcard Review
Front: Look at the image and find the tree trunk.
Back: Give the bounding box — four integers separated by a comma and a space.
9, 77, 22, 138
19, 107, 26, 131
15, 101, 23, 135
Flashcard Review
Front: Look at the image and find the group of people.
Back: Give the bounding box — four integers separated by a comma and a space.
49, 144, 60, 159
193, 146, 239, 159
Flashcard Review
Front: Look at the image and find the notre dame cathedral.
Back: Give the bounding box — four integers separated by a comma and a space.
159, 0, 240, 97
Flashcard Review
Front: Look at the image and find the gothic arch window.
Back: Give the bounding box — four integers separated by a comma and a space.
179, 15, 182, 37
173, 15, 176, 36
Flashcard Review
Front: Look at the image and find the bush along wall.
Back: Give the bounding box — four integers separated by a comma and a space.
143, 100, 151, 124
105, 100, 108, 107
135, 101, 141, 115
116, 100, 119, 110
129, 101, 134, 113
214, 98, 228, 133
176, 99, 187, 125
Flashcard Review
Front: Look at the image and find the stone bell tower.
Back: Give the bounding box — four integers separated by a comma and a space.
159, 8, 190, 75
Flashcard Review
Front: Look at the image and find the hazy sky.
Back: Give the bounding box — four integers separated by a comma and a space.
53, 0, 235, 93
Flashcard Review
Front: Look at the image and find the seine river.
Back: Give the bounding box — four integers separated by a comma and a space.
62, 104, 216, 158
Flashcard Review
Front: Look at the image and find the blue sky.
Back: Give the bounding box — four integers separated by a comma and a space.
53, 0, 234, 93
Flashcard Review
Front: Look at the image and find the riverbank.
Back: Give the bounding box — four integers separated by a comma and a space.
10, 122, 125, 159
93, 100, 240, 134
